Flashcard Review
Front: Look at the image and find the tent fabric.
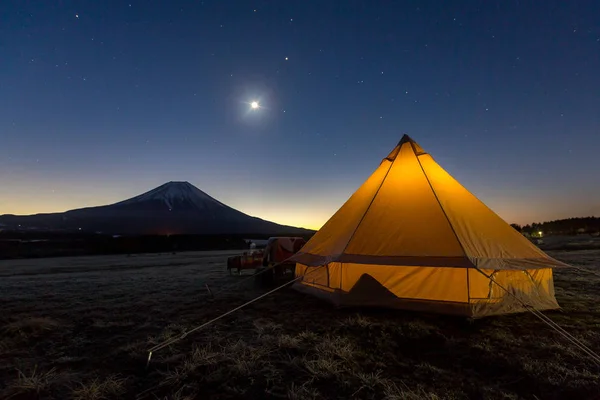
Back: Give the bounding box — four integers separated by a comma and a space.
295, 263, 558, 318
291, 135, 569, 317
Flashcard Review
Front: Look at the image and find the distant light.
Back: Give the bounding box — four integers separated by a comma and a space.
250, 101, 259, 109
538, 231, 543, 236
75, 14, 79, 18
285, 57, 289, 61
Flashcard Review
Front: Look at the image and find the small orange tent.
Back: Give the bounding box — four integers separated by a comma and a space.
291, 135, 570, 318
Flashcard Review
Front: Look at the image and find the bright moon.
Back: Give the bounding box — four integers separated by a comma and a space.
250, 101, 259, 109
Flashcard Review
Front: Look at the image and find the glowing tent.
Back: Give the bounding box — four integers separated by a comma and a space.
291, 135, 570, 318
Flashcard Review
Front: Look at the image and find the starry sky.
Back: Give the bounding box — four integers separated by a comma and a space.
2, 1, 599, 230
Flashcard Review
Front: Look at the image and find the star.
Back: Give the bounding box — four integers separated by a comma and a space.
75, 14, 79, 19
285, 57, 289, 61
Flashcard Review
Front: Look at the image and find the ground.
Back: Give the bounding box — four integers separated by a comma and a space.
1, 249, 599, 400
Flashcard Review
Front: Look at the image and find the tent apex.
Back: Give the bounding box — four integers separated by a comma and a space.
398, 134, 427, 156
399, 134, 414, 144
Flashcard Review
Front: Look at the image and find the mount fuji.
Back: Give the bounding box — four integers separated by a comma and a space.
0, 181, 314, 236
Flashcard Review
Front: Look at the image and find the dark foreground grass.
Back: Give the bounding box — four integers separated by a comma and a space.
0, 250, 599, 399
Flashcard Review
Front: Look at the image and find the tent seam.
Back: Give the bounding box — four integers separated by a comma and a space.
466, 264, 471, 305
411, 141, 475, 306
412, 143, 472, 264
337, 146, 397, 258
420, 151, 561, 264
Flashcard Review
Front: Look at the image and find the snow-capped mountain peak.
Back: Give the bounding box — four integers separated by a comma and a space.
114, 181, 227, 211
0, 180, 313, 235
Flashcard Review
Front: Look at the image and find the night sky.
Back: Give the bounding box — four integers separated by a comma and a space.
2, 1, 599, 230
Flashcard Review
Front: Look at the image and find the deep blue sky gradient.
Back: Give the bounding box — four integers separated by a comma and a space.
2, 1, 599, 228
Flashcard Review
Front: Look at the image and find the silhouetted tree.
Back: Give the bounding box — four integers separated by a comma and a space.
519, 217, 600, 236
510, 223, 522, 232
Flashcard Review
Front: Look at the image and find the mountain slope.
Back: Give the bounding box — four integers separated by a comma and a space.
0, 181, 313, 236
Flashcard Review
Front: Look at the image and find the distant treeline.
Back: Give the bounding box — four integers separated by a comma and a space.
0, 231, 314, 260
510, 217, 600, 235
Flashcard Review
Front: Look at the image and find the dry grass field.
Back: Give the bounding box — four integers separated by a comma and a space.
1, 249, 599, 399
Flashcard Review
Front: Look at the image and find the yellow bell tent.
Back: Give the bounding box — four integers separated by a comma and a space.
291, 135, 570, 318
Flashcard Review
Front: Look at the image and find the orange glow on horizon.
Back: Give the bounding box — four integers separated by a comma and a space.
3, 196, 586, 233
1, 192, 330, 231
2, 180, 594, 232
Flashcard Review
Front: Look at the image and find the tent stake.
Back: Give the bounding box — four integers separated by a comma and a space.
145, 351, 153, 369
